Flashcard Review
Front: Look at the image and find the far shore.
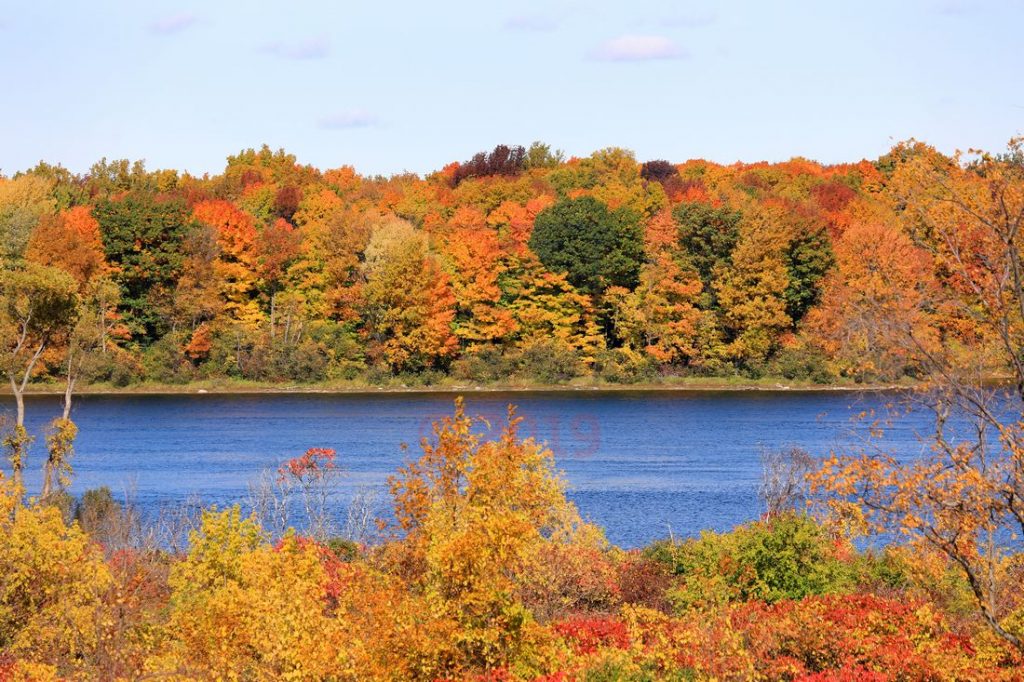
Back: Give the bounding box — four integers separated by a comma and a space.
6, 377, 917, 398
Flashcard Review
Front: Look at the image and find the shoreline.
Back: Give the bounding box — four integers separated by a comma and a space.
10, 378, 914, 397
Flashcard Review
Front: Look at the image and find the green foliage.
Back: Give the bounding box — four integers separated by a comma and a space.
325, 537, 360, 562
523, 141, 565, 170
94, 193, 198, 339
783, 226, 835, 323
517, 340, 584, 383
672, 202, 743, 307
450, 346, 518, 383
768, 344, 835, 383
648, 513, 853, 610
529, 196, 644, 295
74, 486, 128, 545
0, 263, 79, 344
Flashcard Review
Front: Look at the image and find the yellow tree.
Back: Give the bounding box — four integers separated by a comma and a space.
0, 476, 112, 674
389, 399, 603, 671
360, 218, 457, 371
713, 207, 792, 365
0, 174, 56, 264
606, 254, 703, 365
158, 507, 352, 679
503, 257, 605, 364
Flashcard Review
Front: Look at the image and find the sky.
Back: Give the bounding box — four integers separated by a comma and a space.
1, 0, 1022, 177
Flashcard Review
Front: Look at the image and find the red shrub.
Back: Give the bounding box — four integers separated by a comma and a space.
553, 616, 630, 655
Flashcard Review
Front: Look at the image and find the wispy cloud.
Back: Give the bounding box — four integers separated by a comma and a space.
260, 35, 330, 60
592, 35, 685, 62
149, 12, 198, 35
318, 109, 378, 130
504, 13, 559, 32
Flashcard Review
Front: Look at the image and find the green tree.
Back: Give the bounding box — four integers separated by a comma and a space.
94, 193, 197, 340
672, 201, 743, 308
529, 196, 643, 296
783, 225, 834, 323
0, 264, 78, 488
523, 141, 564, 170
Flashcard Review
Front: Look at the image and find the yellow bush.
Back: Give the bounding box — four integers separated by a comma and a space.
0, 476, 112, 674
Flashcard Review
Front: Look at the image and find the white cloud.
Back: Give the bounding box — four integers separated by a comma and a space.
149, 12, 198, 35
592, 35, 685, 62
318, 109, 378, 130
260, 35, 330, 60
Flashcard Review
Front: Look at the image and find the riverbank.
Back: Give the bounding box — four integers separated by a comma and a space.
11, 375, 914, 396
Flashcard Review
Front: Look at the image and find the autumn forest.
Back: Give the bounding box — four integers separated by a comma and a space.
0, 140, 987, 391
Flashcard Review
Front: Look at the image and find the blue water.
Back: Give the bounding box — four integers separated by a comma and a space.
2, 390, 936, 547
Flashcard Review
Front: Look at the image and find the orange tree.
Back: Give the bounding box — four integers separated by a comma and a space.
811, 139, 1024, 653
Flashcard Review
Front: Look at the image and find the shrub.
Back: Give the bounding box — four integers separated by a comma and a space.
0, 478, 112, 674
517, 341, 583, 383
75, 487, 131, 547
450, 347, 517, 384
648, 514, 853, 610
769, 345, 835, 383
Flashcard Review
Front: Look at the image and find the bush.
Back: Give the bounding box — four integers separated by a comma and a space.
594, 349, 656, 384
647, 514, 853, 610
517, 341, 583, 384
450, 347, 517, 384
75, 487, 130, 547
141, 334, 194, 383
769, 345, 835, 383
325, 537, 359, 562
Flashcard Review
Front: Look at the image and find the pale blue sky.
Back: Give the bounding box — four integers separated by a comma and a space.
1, 0, 1021, 176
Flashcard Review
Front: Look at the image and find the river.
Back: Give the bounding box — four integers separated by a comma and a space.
3, 390, 935, 547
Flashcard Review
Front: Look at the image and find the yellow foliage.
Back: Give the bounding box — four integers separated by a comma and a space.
0, 476, 111, 674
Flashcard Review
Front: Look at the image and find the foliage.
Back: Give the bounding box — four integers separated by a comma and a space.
649, 514, 854, 610
93, 192, 197, 337
0, 476, 112, 675
529, 196, 644, 296
6, 138, 1016, 387
810, 139, 1024, 653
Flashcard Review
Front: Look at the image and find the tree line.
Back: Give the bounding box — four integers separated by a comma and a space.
3, 139, 996, 394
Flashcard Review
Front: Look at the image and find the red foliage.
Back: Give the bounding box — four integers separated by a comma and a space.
811, 181, 857, 213
0, 655, 15, 682
273, 185, 303, 220
274, 535, 360, 608
257, 217, 302, 285
732, 594, 980, 680
796, 668, 889, 682
278, 447, 338, 483
553, 616, 630, 655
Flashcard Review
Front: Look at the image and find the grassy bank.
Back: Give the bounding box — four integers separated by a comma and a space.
11, 374, 914, 396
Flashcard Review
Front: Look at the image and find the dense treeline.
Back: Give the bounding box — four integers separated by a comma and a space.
4, 139, 1014, 390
